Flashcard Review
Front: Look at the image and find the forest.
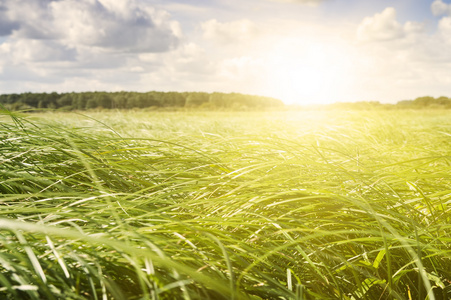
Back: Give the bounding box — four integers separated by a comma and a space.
0, 91, 283, 111
1, 92, 451, 111
326, 96, 451, 110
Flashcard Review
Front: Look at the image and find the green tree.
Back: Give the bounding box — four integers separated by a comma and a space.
56, 94, 74, 108
185, 92, 209, 107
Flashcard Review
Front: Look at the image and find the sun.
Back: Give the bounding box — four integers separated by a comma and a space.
265, 40, 355, 105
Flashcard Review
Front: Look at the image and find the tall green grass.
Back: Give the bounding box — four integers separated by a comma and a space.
1, 109, 451, 299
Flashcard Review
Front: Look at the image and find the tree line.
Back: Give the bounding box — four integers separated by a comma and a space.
0, 91, 284, 111
1, 92, 451, 111
299, 96, 451, 110
396, 96, 451, 109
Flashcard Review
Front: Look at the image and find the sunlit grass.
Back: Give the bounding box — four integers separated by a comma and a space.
1, 109, 451, 299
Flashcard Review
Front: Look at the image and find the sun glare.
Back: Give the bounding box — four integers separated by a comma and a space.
266, 40, 354, 105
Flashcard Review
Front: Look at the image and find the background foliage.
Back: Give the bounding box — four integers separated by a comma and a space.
0, 91, 283, 111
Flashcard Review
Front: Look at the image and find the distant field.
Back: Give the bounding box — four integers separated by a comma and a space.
1, 110, 451, 299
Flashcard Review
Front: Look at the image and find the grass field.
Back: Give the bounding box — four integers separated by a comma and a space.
1, 109, 451, 299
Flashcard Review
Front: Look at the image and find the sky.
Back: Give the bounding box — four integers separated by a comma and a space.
1, 0, 451, 105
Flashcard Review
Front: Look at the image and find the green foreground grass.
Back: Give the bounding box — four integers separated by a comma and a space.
1, 109, 451, 299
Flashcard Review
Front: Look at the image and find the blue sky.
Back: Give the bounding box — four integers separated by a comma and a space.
1, 0, 451, 104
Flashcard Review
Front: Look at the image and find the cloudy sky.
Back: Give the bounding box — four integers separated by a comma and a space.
0, 0, 451, 104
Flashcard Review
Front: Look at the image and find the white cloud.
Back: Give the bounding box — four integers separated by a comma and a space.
431, 0, 451, 16
3, 0, 52, 39
351, 6, 451, 102
0, 0, 184, 93
3, 0, 181, 53
267, 0, 326, 6
0, 3, 19, 36
72, 46, 128, 69
218, 56, 262, 79
0, 39, 76, 63
357, 7, 413, 42
438, 16, 451, 38
201, 19, 259, 44
436, 16, 451, 51
165, 42, 214, 75
51, 0, 180, 52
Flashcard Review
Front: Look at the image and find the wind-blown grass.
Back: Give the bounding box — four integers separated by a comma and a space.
1, 109, 451, 299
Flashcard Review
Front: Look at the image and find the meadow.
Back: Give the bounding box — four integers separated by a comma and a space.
0, 109, 450, 299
